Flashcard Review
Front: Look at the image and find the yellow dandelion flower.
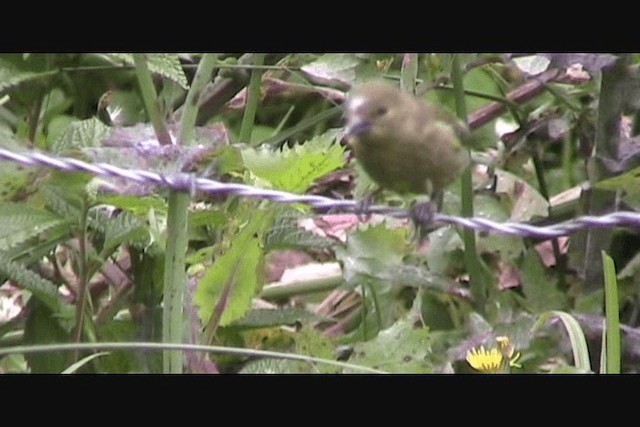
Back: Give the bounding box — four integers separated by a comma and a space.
466, 346, 504, 373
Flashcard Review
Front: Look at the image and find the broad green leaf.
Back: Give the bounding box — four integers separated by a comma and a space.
242, 129, 345, 193
334, 223, 413, 337
474, 193, 526, 262
195, 207, 275, 327
596, 165, 640, 194
99, 319, 149, 373
347, 315, 433, 373
335, 223, 409, 282
23, 298, 68, 373
291, 326, 340, 374
0, 58, 57, 94
520, 248, 566, 313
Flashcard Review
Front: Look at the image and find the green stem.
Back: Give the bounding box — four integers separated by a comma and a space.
261, 273, 344, 300
69, 200, 90, 363
163, 192, 190, 373
240, 53, 266, 144
132, 54, 172, 146
179, 54, 219, 145
451, 54, 490, 311
0, 342, 387, 374
161, 54, 219, 374
400, 54, 419, 94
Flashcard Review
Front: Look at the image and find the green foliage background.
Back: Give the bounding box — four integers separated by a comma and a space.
0, 53, 636, 373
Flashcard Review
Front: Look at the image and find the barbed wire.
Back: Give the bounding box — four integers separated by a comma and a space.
1, 146, 638, 239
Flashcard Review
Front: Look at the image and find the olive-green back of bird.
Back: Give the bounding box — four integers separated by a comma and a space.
345, 81, 470, 196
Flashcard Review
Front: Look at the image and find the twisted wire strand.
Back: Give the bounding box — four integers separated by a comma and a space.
1, 146, 639, 239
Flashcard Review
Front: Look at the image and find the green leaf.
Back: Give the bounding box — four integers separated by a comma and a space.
99, 319, 147, 373
292, 326, 340, 374
0, 203, 68, 251
0, 129, 40, 202
195, 207, 275, 327
230, 308, 330, 329
347, 315, 434, 373
602, 251, 621, 374
23, 298, 68, 373
520, 248, 566, 313
0, 252, 62, 311
335, 223, 409, 281
99, 194, 167, 217
300, 53, 385, 86
513, 55, 552, 75
62, 352, 110, 374
0, 57, 57, 94
532, 311, 591, 372
264, 213, 334, 250
596, 165, 640, 194
242, 129, 345, 193
91, 209, 150, 253
109, 54, 188, 89
51, 117, 111, 153
474, 193, 527, 262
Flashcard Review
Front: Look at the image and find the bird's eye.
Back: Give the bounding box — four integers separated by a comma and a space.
375, 106, 388, 116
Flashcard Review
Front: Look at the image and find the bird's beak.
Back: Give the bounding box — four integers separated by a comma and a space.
345, 116, 371, 138
344, 95, 371, 138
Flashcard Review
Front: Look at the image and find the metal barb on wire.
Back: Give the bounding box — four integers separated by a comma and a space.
1, 146, 640, 239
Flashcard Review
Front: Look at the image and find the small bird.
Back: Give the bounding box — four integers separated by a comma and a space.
344, 80, 471, 208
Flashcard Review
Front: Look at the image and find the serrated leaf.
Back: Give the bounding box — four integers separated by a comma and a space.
0, 203, 68, 251
52, 117, 111, 153
347, 315, 433, 373
264, 214, 334, 250
0, 58, 57, 94
335, 223, 409, 281
195, 208, 275, 327
0, 252, 62, 311
292, 326, 340, 373
90, 209, 149, 253
239, 358, 295, 374
108, 54, 188, 89
242, 129, 345, 193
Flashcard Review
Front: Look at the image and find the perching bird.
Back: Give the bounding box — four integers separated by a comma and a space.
344, 80, 471, 208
